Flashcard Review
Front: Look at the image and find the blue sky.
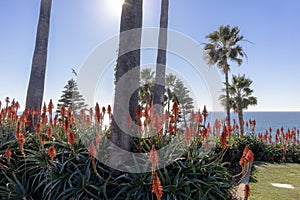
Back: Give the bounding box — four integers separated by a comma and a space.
0, 0, 299, 111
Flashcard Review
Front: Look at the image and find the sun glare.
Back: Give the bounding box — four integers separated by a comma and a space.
106, 0, 124, 17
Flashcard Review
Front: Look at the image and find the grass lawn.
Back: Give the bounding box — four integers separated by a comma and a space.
249, 162, 300, 200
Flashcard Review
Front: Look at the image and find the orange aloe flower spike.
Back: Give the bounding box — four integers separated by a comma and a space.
152, 172, 163, 200
245, 150, 254, 163
47, 126, 53, 138
184, 127, 191, 146
242, 146, 249, 158
172, 100, 179, 116
88, 143, 97, 158
60, 105, 66, 118
48, 146, 56, 163
220, 125, 227, 149
68, 132, 76, 146
36, 123, 42, 133
95, 103, 101, 123
107, 105, 111, 114
17, 134, 26, 154
5, 148, 12, 163
42, 102, 47, 114
202, 105, 208, 119
48, 99, 54, 114
149, 145, 159, 170
239, 157, 246, 169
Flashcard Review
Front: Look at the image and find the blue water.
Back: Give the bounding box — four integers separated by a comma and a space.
209, 112, 300, 134
241, 112, 300, 134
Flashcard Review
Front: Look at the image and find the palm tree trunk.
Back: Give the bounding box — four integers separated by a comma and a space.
109, 0, 143, 170
238, 108, 244, 136
25, 0, 52, 131
153, 0, 169, 116
225, 68, 231, 126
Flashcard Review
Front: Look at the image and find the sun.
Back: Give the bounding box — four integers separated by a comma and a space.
106, 0, 125, 16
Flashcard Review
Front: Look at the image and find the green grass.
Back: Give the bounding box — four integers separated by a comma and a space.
249, 162, 300, 200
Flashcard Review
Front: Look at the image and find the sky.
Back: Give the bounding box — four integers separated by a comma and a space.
0, 0, 300, 112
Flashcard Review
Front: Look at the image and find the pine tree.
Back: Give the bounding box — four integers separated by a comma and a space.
171, 77, 194, 127
56, 78, 87, 114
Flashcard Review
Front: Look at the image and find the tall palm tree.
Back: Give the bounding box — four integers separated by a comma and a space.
25, 0, 52, 129
153, 0, 169, 116
220, 74, 257, 135
204, 25, 246, 126
109, 0, 143, 169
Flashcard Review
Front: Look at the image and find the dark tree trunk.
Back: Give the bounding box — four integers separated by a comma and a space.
238, 108, 244, 136
25, 0, 52, 130
225, 67, 231, 127
153, 0, 169, 116
109, 0, 143, 169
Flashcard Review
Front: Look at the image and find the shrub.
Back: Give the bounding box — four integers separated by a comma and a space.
0, 99, 235, 199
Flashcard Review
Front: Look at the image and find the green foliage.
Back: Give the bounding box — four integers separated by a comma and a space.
139, 68, 194, 127
0, 107, 110, 199
204, 25, 246, 71
218, 135, 300, 177
139, 68, 155, 106
2, 99, 299, 199
204, 25, 247, 125
219, 74, 257, 112
56, 78, 87, 114
0, 100, 234, 200
113, 140, 233, 200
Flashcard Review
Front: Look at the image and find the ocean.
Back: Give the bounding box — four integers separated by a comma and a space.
209, 112, 300, 135
239, 112, 300, 134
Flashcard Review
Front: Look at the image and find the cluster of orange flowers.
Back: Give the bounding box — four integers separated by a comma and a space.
0, 98, 20, 124
0, 98, 112, 168
239, 146, 254, 170
79, 103, 111, 128
145, 104, 211, 200
257, 126, 299, 145
239, 146, 254, 200
149, 145, 163, 200
125, 101, 180, 141
182, 106, 210, 146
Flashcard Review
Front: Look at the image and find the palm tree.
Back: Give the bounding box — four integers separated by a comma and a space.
139, 68, 155, 107
220, 74, 257, 135
25, 0, 52, 129
153, 0, 169, 116
204, 25, 246, 126
109, 0, 143, 169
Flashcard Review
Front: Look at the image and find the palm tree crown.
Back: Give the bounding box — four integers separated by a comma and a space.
227, 74, 257, 112
204, 25, 246, 127
204, 25, 245, 72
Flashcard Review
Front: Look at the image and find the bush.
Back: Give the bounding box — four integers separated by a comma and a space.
0, 100, 234, 200
218, 135, 300, 177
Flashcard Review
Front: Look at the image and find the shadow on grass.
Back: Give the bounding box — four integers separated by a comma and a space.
249, 161, 268, 184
